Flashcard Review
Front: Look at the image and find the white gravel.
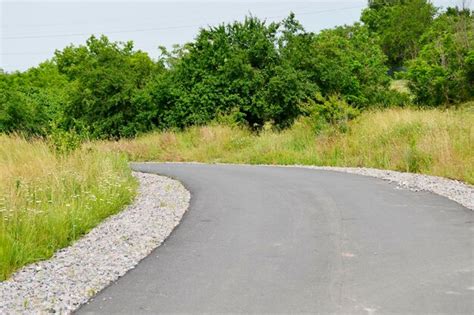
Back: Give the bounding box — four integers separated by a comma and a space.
271, 165, 474, 211
0, 171, 190, 314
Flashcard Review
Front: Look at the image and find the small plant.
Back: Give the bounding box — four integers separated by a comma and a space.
301, 93, 359, 133
47, 123, 83, 155
213, 108, 246, 127
404, 139, 432, 173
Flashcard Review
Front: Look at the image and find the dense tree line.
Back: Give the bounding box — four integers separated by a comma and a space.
1, 1, 472, 139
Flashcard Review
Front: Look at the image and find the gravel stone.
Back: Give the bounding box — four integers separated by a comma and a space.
0, 172, 190, 314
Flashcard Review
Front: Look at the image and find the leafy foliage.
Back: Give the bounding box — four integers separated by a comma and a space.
55, 35, 163, 138
361, 0, 436, 67
301, 93, 360, 133
0, 6, 472, 138
0, 62, 70, 135
294, 24, 390, 107
406, 9, 474, 105
158, 16, 316, 129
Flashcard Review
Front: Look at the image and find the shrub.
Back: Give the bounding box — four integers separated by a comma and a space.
0, 62, 70, 136
54, 35, 163, 138
286, 24, 391, 108
361, 0, 436, 67
47, 125, 83, 155
301, 93, 360, 133
406, 9, 474, 105
159, 16, 317, 129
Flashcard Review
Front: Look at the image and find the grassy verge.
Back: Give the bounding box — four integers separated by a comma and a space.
97, 105, 474, 185
0, 136, 137, 280
2, 105, 472, 280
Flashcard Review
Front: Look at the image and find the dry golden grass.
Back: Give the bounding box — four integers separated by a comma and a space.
5, 105, 470, 281
316, 106, 474, 181
97, 105, 474, 184
0, 136, 136, 280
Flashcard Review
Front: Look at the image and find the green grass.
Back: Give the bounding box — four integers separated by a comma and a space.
2, 104, 472, 281
0, 136, 137, 280
98, 105, 474, 185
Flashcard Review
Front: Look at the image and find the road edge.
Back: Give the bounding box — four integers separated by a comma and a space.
132, 162, 473, 210
0, 172, 190, 314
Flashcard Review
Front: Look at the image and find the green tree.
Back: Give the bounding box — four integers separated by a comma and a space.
284, 23, 390, 107
159, 16, 316, 129
406, 8, 474, 105
361, 0, 436, 67
0, 61, 70, 136
54, 35, 162, 138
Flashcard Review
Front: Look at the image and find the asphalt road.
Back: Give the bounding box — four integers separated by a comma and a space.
79, 163, 473, 314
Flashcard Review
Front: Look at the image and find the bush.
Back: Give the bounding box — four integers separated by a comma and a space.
301, 93, 360, 133
361, 0, 436, 67
0, 62, 70, 136
55, 35, 163, 138
47, 125, 83, 155
371, 88, 412, 108
406, 9, 474, 105
285, 24, 391, 108
158, 16, 317, 129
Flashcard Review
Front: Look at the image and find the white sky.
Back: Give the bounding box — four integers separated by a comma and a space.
1, 0, 471, 72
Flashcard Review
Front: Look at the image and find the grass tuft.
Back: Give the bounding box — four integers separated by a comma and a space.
97, 106, 474, 184
2, 105, 472, 280
0, 135, 137, 280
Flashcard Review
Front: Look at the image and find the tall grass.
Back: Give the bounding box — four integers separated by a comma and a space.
98, 105, 474, 184
1, 106, 472, 280
0, 136, 136, 280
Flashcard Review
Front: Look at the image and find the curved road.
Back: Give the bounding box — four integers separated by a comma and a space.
79, 163, 473, 314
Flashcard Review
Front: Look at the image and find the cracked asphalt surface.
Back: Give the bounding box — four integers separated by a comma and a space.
79, 163, 474, 314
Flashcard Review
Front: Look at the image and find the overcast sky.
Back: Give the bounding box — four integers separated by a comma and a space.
1, 0, 471, 72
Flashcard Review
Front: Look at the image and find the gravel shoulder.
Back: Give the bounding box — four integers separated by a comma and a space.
0, 172, 190, 314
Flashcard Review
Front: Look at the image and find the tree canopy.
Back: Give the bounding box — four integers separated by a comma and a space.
406, 8, 474, 105
361, 0, 436, 67
1, 2, 472, 139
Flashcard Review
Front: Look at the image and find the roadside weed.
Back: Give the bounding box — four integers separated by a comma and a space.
0, 136, 137, 280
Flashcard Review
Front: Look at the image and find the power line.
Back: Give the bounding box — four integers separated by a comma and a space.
2, 2, 319, 29
2, 23, 207, 40
1, 5, 365, 40
0, 52, 52, 56
266, 5, 365, 18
